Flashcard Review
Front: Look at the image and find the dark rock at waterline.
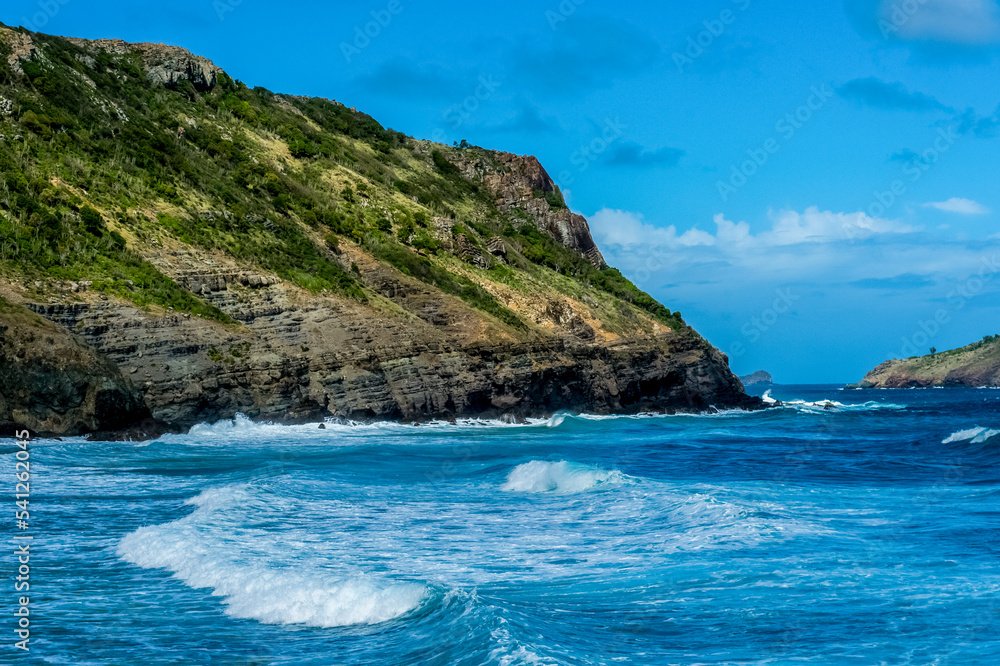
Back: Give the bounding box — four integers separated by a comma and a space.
87, 418, 181, 442
16, 295, 761, 437
0, 298, 149, 437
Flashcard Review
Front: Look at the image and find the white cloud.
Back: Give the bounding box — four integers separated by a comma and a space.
923, 197, 990, 215
758, 208, 915, 245
589, 206, 915, 253
588, 203, 1000, 383
588, 209, 716, 250
588, 204, 1000, 299
880, 0, 1000, 44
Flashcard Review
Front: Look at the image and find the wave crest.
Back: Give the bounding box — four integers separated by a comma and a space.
943, 427, 1000, 444
117, 485, 428, 627
501, 461, 628, 494
763, 390, 904, 412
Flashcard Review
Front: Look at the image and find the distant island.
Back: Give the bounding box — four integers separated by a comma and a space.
848, 335, 1000, 389
739, 371, 774, 386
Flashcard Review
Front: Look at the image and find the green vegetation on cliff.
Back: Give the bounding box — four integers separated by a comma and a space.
0, 23, 682, 334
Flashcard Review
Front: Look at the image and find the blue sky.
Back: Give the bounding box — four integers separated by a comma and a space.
5, 0, 1000, 383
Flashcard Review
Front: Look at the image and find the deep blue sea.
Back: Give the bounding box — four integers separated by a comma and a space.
4, 385, 1000, 665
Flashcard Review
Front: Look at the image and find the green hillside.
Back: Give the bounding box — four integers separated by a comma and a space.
0, 23, 681, 335
850, 335, 1000, 388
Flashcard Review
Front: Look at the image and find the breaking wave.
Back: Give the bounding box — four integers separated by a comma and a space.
117, 485, 429, 627
763, 390, 905, 412
501, 460, 630, 494
942, 427, 1000, 445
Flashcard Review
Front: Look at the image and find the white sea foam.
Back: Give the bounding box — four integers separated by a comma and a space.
571, 408, 757, 421
117, 485, 428, 627
172, 408, 770, 445
762, 390, 904, 413
179, 413, 560, 441
119, 474, 814, 625
501, 460, 629, 494
490, 621, 557, 666
545, 414, 567, 428
942, 427, 1000, 444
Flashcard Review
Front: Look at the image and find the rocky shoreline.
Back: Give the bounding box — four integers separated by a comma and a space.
0, 298, 149, 438
0, 287, 761, 440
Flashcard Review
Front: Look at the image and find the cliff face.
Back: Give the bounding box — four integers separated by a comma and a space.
64, 37, 222, 90
20, 250, 754, 428
25, 300, 752, 427
463, 152, 607, 267
0, 26, 758, 435
0, 298, 148, 436
849, 337, 1000, 389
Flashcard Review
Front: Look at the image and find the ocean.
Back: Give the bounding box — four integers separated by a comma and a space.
4, 385, 1000, 665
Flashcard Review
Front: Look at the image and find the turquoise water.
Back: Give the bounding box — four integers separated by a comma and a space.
4, 385, 1000, 664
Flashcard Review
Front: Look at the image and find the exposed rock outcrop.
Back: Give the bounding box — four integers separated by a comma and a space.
0, 298, 148, 436
0, 22, 220, 90
0, 26, 759, 437
65, 37, 222, 90
23, 275, 756, 430
1, 27, 35, 75
461, 152, 606, 267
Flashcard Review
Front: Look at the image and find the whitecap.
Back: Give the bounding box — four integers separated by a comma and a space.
764, 390, 904, 412
151, 408, 778, 447
500, 460, 628, 494
942, 427, 1000, 444
117, 485, 428, 627
545, 414, 567, 428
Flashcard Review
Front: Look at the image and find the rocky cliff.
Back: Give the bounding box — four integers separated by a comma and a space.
848, 336, 1000, 389
460, 151, 607, 267
0, 297, 148, 436
0, 25, 759, 436
65, 37, 222, 90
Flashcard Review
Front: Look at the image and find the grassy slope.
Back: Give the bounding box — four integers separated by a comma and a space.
0, 26, 684, 340
856, 335, 1000, 387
